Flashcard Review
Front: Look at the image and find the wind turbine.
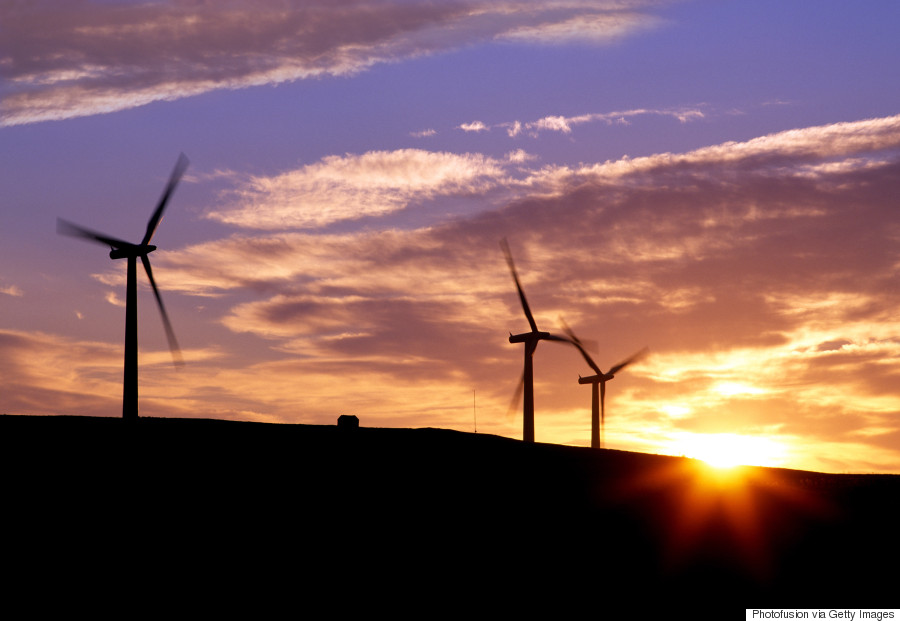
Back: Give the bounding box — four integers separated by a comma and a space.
57, 153, 188, 420
501, 238, 569, 443
560, 319, 646, 449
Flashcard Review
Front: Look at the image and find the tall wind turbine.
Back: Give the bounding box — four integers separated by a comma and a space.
560, 319, 646, 449
57, 154, 188, 420
501, 238, 569, 443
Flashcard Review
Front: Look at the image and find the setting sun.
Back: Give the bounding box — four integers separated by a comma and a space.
673, 433, 786, 469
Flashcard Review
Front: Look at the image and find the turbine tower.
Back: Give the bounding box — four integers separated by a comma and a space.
501, 238, 569, 443
57, 154, 188, 420
561, 320, 646, 449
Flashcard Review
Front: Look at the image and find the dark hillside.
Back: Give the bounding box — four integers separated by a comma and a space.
2, 415, 897, 612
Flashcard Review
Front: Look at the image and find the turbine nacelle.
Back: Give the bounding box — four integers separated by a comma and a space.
579, 373, 615, 384
509, 330, 551, 344
109, 244, 156, 260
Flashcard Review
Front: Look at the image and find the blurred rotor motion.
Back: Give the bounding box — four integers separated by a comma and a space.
57, 153, 188, 419
501, 238, 570, 442
560, 317, 647, 449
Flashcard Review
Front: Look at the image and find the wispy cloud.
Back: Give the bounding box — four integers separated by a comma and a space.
105, 291, 125, 308
0, 328, 123, 415
207, 149, 525, 229
1, 0, 668, 126
496, 9, 665, 45
456, 107, 706, 139
507, 107, 705, 137
410, 128, 437, 138
571, 114, 900, 180
460, 121, 489, 133
0, 327, 255, 420
1, 285, 23, 297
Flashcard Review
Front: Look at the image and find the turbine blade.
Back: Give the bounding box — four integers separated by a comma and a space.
57, 218, 131, 250
557, 318, 601, 374
500, 238, 539, 333
141, 255, 184, 366
558, 316, 579, 344
559, 316, 598, 351
607, 347, 649, 375
545, 333, 571, 343
507, 371, 525, 420
142, 153, 189, 246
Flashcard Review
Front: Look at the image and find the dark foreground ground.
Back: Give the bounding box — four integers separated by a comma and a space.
2, 415, 898, 613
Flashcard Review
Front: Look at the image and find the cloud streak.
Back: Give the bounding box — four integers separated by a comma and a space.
0, 0, 667, 126
207, 149, 532, 229
495, 8, 664, 45
459, 107, 706, 139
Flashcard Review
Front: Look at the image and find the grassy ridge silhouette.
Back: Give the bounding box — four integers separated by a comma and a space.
2, 414, 898, 610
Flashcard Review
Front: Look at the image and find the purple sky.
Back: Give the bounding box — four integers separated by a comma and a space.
2, 0, 900, 473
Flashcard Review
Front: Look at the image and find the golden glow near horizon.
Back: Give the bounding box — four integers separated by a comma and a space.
666, 432, 788, 469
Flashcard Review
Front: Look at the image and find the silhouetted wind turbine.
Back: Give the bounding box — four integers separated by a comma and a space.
560, 319, 647, 449
57, 153, 188, 420
501, 238, 569, 443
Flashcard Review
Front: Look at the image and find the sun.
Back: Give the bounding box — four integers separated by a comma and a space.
675, 433, 786, 469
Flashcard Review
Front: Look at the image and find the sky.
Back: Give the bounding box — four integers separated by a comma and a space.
2, 0, 900, 474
